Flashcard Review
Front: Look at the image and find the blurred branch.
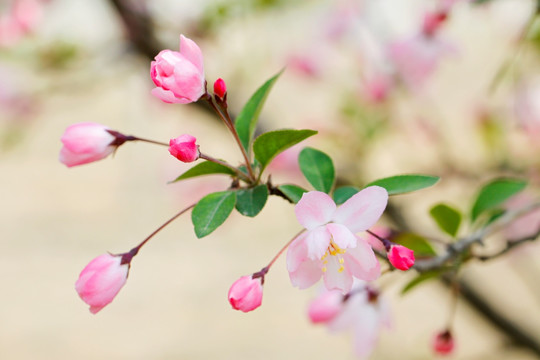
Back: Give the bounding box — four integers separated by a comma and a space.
476, 228, 540, 261
414, 202, 540, 272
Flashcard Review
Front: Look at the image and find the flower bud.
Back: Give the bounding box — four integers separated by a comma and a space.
150, 35, 205, 104
75, 253, 129, 314
432, 330, 454, 355
59, 122, 116, 167
168, 134, 199, 162
387, 245, 415, 271
308, 290, 343, 323
228, 275, 263, 313
213, 78, 226, 99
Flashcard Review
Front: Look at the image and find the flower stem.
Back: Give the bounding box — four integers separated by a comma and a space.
199, 153, 251, 182
121, 203, 195, 264
262, 229, 305, 272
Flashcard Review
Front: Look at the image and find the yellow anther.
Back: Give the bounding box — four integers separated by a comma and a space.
338, 265, 344, 273
322, 266, 327, 273
339, 258, 345, 264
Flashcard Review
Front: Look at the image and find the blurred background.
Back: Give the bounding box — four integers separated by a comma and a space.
2, 0, 540, 359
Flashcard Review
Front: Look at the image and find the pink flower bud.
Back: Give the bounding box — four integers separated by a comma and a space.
432, 330, 454, 355
422, 11, 447, 37
387, 245, 415, 271
59, 122, 116, 167
168, 134, 199, 162
308, 290, 343, 323
213, 78, 226, 99
150, 35, 205, 104
228, 275, 263, 313
75, 254, 129, 314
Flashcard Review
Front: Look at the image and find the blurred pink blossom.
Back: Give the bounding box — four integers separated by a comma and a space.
150, 35, 205, 104
308, 289, 343, 323
287, 188, 387, 293
504, 193, 540, 242
75, 253, 129, 314
514, 78, 540, 137
59, 122, 116, 167
0, 0, 43, 47
432, 330, 455, 355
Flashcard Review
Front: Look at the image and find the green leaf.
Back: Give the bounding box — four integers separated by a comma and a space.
401, 271, 442, 295
429, 203, 462, 238
191, 191, 236, 238
171, 161, 236, 182
253, 129, 317, 173
471, 178, 527, 222
393, 233, 436, 257
298, 147, 335, 194
333, 186, 360, 205
277, 184, 308, 203
235, 70, 283, 152
235, 185, 268, 217
366, 175, 439, 196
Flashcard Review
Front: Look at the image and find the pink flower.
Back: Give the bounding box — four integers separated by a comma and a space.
150, 35, 205, 104
169, 134, 199, 162
228, 275, 263, 313
387, 245, 415, 270
287, 187, 388, 293
432, 330, 454, 355
308, 289, 343, 323
213, 78, 226, 99
75, 253, 129, 314
312, 284, 391, 358
59, 122, 116, 167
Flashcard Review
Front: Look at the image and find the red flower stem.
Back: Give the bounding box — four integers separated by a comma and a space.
122, 203, 196, 264
204, 96, 256, 182
258, 229, 306, 275
199, 153, 251, 182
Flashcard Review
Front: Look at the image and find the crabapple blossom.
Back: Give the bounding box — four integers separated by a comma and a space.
311, 283, 391, 359
432, 330, 455, 355
150, 35, 205, 104
287, 187, 388, 293
75, 253, 129, 314
168, 134, 199, 163
387, 245, 415, 271
228, 275, 263, 313
213, 78, 226, 99
59, 122, 116, 167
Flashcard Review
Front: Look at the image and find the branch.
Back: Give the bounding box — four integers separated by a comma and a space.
476, 228, 540, 261
414, 202, 540, 272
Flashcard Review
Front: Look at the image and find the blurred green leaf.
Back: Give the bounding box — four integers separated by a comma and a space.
366, 175, 439, 196
430, 203, 462, 238
253, 129, 317, 173
298, 147, 335, 194
393, 233, 436, 257
235, 185, 268, 217
333, 186, 360, 205
471, 178, 527, 222
401, 271, 442, 295
192, 191, 236, 238
235, 70, 283, 152
171, 161, 236, 182
277, 184, 308, 204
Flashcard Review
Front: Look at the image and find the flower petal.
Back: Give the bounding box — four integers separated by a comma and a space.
343, 239, 380, 282
333, 186, 388, 233
289, 259, 323, 289
179, 34, 204, 74
323, 256, 353, 293
295, 191, 336, 230
151, 87, 189, 104
326, 223, 357, 249
306, 226, 332, 260
286, 233, 308, 273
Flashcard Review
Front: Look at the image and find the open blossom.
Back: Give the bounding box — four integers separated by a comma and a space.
150, 35, 205, 104
387, 245, 415, 270
433, 330, 455, 355
310, 283, 391, 359
228, 275, 263, 313
287, 187, 388, 293
75, 253, 129, 314
169, 134, 199, 162
59, 122, 116, 167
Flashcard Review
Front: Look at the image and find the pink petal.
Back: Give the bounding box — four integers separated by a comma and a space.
332, 186, 388, 233
286, 234, 308, 273
295, 191, 336, 230
151, 87, 190, 104
343, 239, 380, 282
323, 256, 353, 293
326, 223, 357, 249
179, 34, 204, 74
351, 305, 380, 358
289, 259, 323, 289
305, 226, 332, 260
